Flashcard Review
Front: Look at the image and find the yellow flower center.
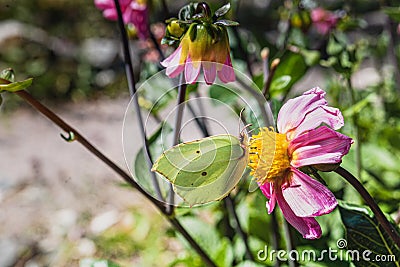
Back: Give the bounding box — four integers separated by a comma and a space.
248, 127, 291, 186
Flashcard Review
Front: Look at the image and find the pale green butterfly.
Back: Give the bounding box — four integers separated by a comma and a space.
151, 131, 249, 206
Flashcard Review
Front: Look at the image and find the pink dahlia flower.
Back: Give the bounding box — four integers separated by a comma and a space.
160, 24, 235, 85
249, 87, 353, 239
94, 0, 149, 39
311, 8, 339, 35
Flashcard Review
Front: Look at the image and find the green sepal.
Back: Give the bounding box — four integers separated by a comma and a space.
214, 3, 231, 18
178, 2, 197, 21
214, 19, 239, 27
189, 23, 198, 42
0, 78, 33, 93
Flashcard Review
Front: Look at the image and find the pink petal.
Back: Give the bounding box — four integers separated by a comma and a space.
161, 46, 184, 78
282, 168, 337, 217
289, 126, 353, 168
94, 0, 114, 9
217, 56, 235, 83
203, 62, 217, 85
276, 188, 322, 239
103, 9, 118, 20
289, 105, 344, 139
259, 182, 276, 214
277, 87, 327, 137
185, 57, 201, 84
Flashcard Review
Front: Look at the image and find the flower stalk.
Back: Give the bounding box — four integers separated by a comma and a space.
335, 166, 400, 248
113, 0, 164, 201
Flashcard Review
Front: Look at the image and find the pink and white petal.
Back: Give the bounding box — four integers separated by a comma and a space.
161, 46, 185, 78
259, 182, 276, 214
103, 9, 118, 20
289, 106, 344, 139
277, 87, 327, 136
282, 168, 337, 217
276, 188, 322, 239
289, 126, 353, 168
217, 56, 235, 83
161, 46, 182, 67
203, 62, 217, 85
184, 57, 201, 84
94, 0, 114, 9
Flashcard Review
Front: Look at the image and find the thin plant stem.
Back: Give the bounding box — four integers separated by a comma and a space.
282, 220, 299, 267
270, 209, 282, 267
160, 0, 170, 19
262, 58, 280, 99
225, 196, 254, 261
346, 77, 362, 179
335, 166, 400, 248
113, 0, 164, 201
187, 102, 210, 137
195, 91, 209, 136
149, 30, 165, 61
166, 74, 187, 214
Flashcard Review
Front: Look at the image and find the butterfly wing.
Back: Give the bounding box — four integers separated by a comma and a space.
152, 134, 249, 206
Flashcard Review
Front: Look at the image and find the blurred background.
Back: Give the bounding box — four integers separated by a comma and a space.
1, 0, 400, 266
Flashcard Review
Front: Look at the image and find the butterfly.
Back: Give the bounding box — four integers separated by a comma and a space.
151, 132, 249, 206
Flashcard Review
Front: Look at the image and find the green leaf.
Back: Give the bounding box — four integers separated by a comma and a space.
383, 7, 400, 22
79, 259, 120, 267
214, 3, 231, 18
338, 202, 400, 267
213, 238, 234, 267
214, 19, 239, 27
0, 78, 33, 93
270, 52, 307, 97
270, 75, 291, 93
177, 216, 230, 265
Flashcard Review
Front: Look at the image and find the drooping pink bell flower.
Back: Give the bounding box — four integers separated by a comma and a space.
248, 87, 353, 239
160, 23, 235, 85
311, 8, 339, 35
94, 0, 149, 40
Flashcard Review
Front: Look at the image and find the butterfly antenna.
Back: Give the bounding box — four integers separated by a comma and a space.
238, 108, 245, 135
